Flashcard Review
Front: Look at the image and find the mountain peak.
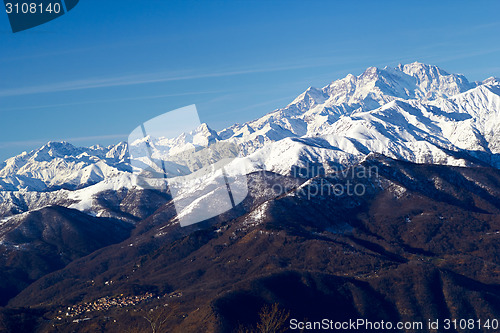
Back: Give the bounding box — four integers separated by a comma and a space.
396, 61, 475, 99
402, 61, 444, 71
195, 123, 215, 134
360, 66, 380, 78
483, 76, 500, 86
33, 141, 83, 161
3, 62, 498, 198
41, 140, 74, 149
166, 123, 220, 149
400, 62, 451, 81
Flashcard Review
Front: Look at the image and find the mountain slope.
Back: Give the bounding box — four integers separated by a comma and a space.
5, 157, 500, 332
0, 206, 133, 306
1, 64, 499, 223
1, 62, 500, 332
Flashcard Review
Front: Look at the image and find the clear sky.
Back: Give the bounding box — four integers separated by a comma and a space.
1, 0, 499, 162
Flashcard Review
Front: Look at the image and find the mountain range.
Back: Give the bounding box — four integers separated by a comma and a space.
2, 62, 500, 219
1, 62, 500, 332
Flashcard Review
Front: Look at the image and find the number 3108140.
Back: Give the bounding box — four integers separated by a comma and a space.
5, 2, 61, 14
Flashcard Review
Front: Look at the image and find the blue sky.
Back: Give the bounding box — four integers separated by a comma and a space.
1, 0, 499, 161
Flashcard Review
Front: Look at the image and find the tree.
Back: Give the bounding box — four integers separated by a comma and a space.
237, 303, 290, 333
138, 305, 176, 333
256, 303, 290, 333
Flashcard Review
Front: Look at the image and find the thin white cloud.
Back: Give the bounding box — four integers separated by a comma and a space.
1, 90, 223, 112
0, 62, 327, 98
235, 96, 293, 114
0, 134, 126, 150
64, 134, 128, 143
421, 48, 500, 66
0, 139, 49, 149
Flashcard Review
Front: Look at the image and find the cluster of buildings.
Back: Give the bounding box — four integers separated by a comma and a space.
57, 292, 156, 319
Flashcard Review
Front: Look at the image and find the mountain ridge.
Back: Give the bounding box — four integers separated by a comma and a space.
1, 62, 500, 332
1, 62, 500, 221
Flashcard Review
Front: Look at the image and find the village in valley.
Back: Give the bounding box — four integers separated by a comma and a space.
53, 291, 183, 323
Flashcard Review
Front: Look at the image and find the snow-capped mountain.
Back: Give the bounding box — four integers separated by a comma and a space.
214, 63, 499, 179
1, 62, 499, 220
220, 62, 478, 147
0, 141, 129, 191
3, 62, 500, 331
